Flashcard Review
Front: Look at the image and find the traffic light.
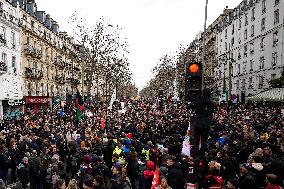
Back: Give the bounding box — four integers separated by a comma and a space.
185, 62, 203, 102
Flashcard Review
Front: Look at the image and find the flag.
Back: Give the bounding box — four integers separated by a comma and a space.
101, 117, 105, 129
76, 91, 84, 111
53, 102, 60, 112
59, 108, 65, 117
75, 91, 84, 122
76, 108, 82, 122
151, 165, 159, 189
109, 88, 117, 109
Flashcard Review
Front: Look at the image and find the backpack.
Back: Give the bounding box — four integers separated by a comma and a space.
95, 164, 109, 184
71, 156, 78, 168
136, 161, 146, 177
46, 164, 60, 185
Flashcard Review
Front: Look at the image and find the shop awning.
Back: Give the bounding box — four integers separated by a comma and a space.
248, 88, 284, 101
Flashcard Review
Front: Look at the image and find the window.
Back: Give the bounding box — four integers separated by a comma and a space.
12, 56, 16, 73
26, 36, 30, 45
238, 37, 241, 44
239, 19, 242, 29
274, 9, 279, 24
275, 0, 279, 6
262, 0, 266, 14
249, 77, 253, 89
250, 42, 254, 55
251, 7, 255, 21
273, 31, 278, 46
238, 64, 241, 74
261, 18, 266, 31
249, 60, 253, 71
242, 79, 246, 90
260, 56, 265, 70
31, 20, 35, 30
243, 61, 247, 74
225, 42, 227, 51
11, 32, 15, 48
271, 74, 276, 80
245, 14, 248, 26
225, 29, 227, 39
231, 37, 234, 47
258, 76, 263, 89
0, 26, 6, 44
244, 44, 248, 57
232, 24, 234, 35
260, 36, 265, 50
244, 29, 248, 40
238, 50, 241, 60
1, 53, 7, 64
251, 25, 254, 37
272, 52, 278, 66
236, 80, 240, 90
38, 25, 42, 35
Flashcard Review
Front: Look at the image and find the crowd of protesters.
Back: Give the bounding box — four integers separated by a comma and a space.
0, 93, 283, 189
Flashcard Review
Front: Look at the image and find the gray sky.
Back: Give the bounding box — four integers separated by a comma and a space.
36, 0, 241, 90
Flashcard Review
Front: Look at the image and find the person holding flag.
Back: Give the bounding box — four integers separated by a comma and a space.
75, 90, 84, 122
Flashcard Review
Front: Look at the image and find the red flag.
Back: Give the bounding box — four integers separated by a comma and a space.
151, 165, 159, 189
101, 118, 105, 129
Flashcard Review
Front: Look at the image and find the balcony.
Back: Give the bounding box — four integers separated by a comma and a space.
0, 35, 6, 45
24, 45, 42, 59
53, 60, 66, 69
25, 67, 33, 77
0, 61, 7, 74
71, 78, 80, 85
55, 75, 65, 84
25, 67, 43, 79
84, 78, 92, 85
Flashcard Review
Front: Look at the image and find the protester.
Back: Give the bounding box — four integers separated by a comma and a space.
0, 96, 282, 189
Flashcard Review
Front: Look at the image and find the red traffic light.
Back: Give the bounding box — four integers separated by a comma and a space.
189, 63, 200, 73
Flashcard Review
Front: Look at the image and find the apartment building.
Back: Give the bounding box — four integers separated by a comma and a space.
0, 0, 23, 119
215, 0, 284, 101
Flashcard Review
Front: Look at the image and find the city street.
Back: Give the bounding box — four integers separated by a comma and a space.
0, 0, 284, 188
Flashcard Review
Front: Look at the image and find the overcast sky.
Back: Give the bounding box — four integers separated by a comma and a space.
36, 0, 242, 90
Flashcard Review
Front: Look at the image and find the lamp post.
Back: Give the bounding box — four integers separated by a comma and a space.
201, 0, 209, 92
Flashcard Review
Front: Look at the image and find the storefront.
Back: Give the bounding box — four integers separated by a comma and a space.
1, 99, 25, 120
24, 96, 51, 114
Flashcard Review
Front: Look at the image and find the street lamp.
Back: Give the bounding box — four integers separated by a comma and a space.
220, 54, 235, 101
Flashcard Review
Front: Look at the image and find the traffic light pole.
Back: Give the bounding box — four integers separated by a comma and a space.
201, 0, 209, 94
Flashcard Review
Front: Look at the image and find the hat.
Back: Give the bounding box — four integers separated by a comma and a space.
52, 154, 60, 161
22, 157, 28, 162
84, 154, 92, 163
146, 161, 154, 170
83, 177, 94, 187
114, 162, 122, 170
228, 178, 239, 188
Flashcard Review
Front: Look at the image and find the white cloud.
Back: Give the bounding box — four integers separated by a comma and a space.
36, 0, 242, 90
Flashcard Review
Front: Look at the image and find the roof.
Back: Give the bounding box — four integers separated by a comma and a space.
248, 88, 284, 101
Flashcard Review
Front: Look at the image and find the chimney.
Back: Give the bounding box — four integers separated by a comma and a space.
52, 20, 59, 34
45, 14, 52, 29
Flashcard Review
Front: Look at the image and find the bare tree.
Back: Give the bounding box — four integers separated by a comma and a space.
68, 12, 135, 101
140, 54, 176, 98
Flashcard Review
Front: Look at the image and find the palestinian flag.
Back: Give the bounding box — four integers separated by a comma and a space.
75, 91, 84, 121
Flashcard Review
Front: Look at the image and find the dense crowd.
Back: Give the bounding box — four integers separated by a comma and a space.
0, 96, 283, 189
